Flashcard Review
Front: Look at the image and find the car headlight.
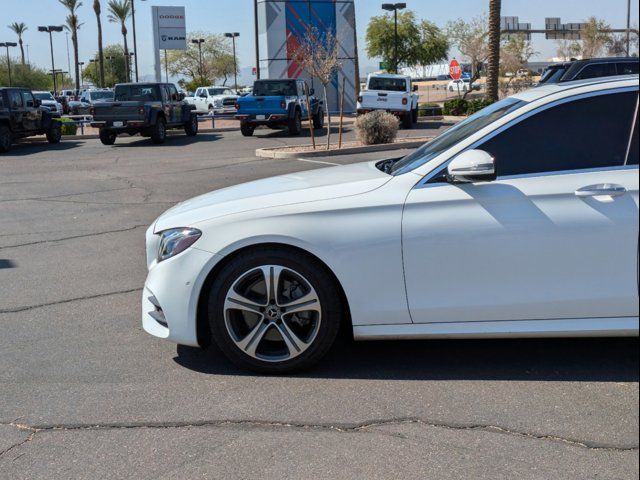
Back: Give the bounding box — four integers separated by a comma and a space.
156, 228, 202, 262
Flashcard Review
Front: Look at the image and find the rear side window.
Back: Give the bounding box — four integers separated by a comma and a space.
480, 91, 638, 177
573, 62, 617, 80
9, 91, 22, 108
618, 62, 639, 75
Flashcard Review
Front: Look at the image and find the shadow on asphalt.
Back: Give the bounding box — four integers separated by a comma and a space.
174, 337, 639, 381
110, 132, 221, 148
5, 140, 84, 156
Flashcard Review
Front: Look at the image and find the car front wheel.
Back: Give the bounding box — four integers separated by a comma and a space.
184, 115, 198, 136
207, 247, 344, 373
46, 121, 62, 144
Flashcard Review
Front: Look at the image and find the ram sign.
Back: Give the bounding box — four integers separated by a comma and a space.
152, 6, 187, 81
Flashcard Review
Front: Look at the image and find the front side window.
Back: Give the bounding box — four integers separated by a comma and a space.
480, 91, 638, 177
9, 91, 23, 108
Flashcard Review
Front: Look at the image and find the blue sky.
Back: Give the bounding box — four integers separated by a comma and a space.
3, 0, 638, 82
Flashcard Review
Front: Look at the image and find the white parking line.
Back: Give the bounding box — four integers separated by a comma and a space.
296, 158, 341, 166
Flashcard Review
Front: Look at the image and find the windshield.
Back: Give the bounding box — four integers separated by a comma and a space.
114, 84, 160, 101
34, 92, 55, 101
253, 80, 297, 96
90, 91, 114, 100
367, 77, 406, 91
208, 88, 225, 96
389, 98, 528, 175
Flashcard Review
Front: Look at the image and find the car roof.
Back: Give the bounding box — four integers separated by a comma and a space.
512, 74, 639, 102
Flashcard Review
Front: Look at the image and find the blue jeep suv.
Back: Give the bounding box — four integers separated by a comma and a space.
235, 79, 324, 136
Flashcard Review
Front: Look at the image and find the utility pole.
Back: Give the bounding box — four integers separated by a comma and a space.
225, 32, 240, 92
38, 26, 64, 94
191, 38, 205, 85
381, 3, 406, 74
0, 42, 17, 86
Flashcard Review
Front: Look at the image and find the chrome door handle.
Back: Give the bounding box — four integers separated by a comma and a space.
575, 183, 626, 198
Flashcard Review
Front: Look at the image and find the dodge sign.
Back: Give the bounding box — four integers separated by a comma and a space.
152, 6, 187, 51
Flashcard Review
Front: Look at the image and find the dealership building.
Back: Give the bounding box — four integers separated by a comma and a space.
256, 0, 358, 113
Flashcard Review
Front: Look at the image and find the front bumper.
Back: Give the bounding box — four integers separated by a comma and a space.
142, 243, 223, 347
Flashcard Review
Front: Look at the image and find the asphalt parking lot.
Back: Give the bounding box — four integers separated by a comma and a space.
1, 124, 638, 479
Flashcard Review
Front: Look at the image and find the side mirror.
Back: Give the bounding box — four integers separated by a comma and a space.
34, 99, 42, 107
412, 85, 419, 92
447, 149, 496, 183
309, 88, 315, 96
178, 93, 185, 101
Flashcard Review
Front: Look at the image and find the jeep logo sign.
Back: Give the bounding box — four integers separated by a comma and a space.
152, 6, 187, 51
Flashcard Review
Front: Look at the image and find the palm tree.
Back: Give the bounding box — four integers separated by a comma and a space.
486, 0, 501, 101
107, 0, 131, 82
8, 22, 28, 65
93, 0, 106, 87
59, 0, 83, 93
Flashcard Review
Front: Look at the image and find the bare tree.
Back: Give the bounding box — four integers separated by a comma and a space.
579, 17, 612, 58
446, 15, 488, 98
555, 39, 581, 61
292, 26, 342, 149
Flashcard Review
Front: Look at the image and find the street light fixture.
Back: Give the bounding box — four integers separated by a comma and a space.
191, 38, 205, 85
381, 3, 406, 74
38, 25, 64, 94
224, 32, 240, 93
0, 42, 17, 86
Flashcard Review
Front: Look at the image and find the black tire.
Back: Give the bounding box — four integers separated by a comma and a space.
0, 124, 11, 153
150, 117, 167, 144
207, 247, 344, 373
184, 115, 198, 136
401, 112, 413, 129
99, 129, 117, 145
240, 123, 255, 137
288, 110, 302, 135
46, 121, 62, 144
312, 109, 325, 129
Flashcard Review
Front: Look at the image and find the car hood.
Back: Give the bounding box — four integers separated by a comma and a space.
154, 160, 391, 232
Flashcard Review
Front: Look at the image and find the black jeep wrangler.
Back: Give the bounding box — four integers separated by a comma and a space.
0, 87, 62, 153
90, 83, 198, 145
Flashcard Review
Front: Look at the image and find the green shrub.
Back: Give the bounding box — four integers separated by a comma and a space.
442, 98, 468, 116
355, 111, 399, 145
465, 98, 494, 115
59, 117, 78, 136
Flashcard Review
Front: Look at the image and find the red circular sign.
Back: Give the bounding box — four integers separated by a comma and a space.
449, 59, 462, 81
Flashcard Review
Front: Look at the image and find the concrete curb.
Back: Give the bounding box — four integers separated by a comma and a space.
255, 137, 432, 159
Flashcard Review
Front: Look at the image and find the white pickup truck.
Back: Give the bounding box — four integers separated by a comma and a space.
356, 73, 419, 128
187, 86, 239, 115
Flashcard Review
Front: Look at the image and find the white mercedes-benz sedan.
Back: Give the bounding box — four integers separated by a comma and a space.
143, 76, 639, 373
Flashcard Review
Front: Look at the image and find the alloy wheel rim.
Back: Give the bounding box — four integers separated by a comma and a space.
223, 265, 322, 362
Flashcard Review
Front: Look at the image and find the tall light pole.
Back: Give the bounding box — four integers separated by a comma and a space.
626, 0, 631, 55
131, 0, 142, 82
78, 61, 85, 90
253, 0, 260, 79
0, 42, 17, 86
127, 52, 135, 82
38, 26, 64, 94
381, 3, 406, 74
224, 32, 240, 92
191, 38, 205, 85
105, 55, 116, 86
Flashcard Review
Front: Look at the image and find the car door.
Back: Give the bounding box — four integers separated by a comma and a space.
8, 90, 25, 133
20, 90, 40, 131
168, 84, 182, 124
402, 89, 639, 324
